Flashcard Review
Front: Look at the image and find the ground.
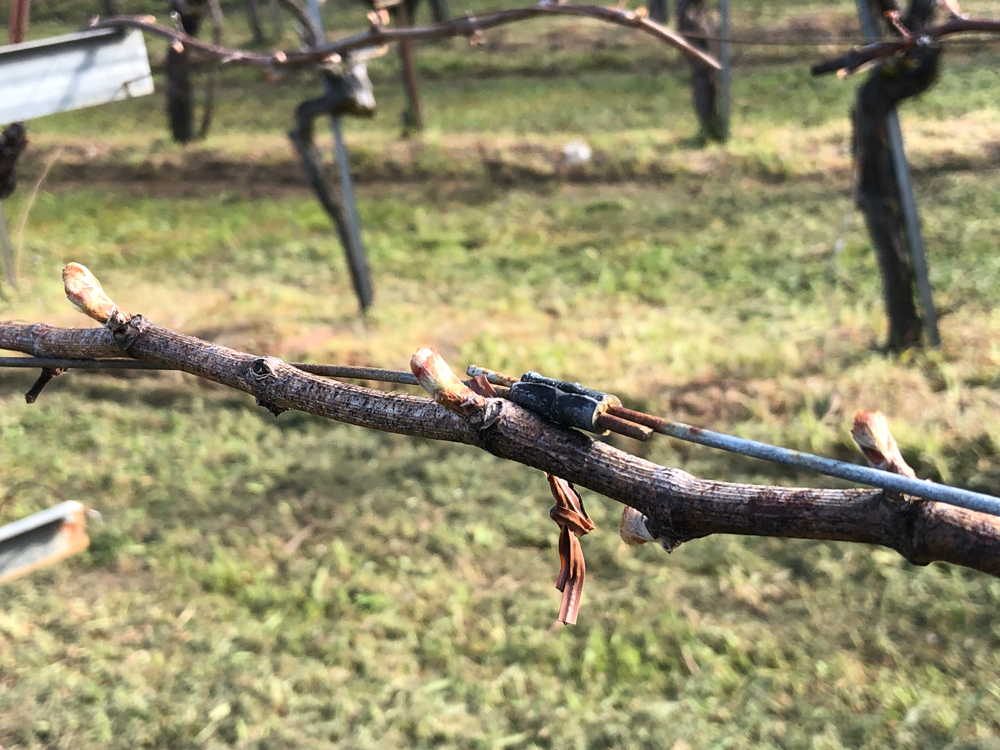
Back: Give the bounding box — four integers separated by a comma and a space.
2, 1, 1000, 748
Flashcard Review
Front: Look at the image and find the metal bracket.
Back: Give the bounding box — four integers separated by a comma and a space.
0, 501, 91, 585
0, 27, 154, 122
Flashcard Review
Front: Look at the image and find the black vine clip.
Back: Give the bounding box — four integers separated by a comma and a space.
508, 371, 621, 434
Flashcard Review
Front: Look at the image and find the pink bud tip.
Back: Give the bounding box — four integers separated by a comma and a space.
63, 263, 120, 323
411, 347, 485, 416
619, 506, 654, 546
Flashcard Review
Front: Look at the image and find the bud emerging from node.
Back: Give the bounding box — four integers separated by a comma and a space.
619, 505, 655, 546
410, 347, 485, 416
851, 410, 915, 478
63, 263, 122, 323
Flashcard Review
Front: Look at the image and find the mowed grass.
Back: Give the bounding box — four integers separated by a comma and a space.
3, 8, 1000, 749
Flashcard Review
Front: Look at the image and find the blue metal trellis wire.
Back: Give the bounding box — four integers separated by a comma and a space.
468, 365, 1000, 518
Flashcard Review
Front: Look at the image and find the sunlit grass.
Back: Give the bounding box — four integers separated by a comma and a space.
3, 5, 1000, 748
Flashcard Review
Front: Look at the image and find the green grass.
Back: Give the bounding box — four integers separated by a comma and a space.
3, 6, 1000, 749
3, 396, 1000, 748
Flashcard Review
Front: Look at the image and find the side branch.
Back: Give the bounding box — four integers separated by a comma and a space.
1, 265, 998, 578
812, 17, 1000, 75
0, 321, 470, 444
90, 4, 720, 71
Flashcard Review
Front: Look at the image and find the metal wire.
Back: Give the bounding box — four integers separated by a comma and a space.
0, 357, 166, 370
5, 356, 1000, 516
465, 365, 1000, 517
609, 405, 1000, 518
0, 357, 420, 385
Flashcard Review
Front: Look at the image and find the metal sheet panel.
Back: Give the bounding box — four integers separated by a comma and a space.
0, 501, 91, 585
0, 28, 154, 123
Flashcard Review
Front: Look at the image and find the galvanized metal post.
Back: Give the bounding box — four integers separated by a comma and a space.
647, 0, 669, 23
330, 117, 372, 307
855, 0, 940, 347
0, 201, 17, 289
305, 0, 372, 309
718, 0, 730, 140
0, 202, 15, 289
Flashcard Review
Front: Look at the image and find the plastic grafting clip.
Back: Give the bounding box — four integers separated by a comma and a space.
465, 365, 655, 441
508, 372, 653, 441
509, 372, 620, 433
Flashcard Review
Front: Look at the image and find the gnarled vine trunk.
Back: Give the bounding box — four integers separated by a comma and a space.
677, 0, 723, 142
852, 0, 940, 351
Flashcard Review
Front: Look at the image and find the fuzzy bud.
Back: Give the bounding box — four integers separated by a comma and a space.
411, 347, 485, 417
851, 410, 915, 478
619, 506, 655, 546
63, 263, 123, 323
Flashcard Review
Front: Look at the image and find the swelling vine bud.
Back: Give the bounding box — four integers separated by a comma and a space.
851, 410, 916, 478
63, 263, 124, 323
619, 505, 656, 546
411, 347, 485, 417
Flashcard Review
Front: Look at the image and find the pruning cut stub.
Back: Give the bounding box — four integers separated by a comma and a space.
509, 371, 621, 434
105, 313, 148, 351
24, 367, 65, 404
411, 347, 485, 417
63, 263, 149, 352
246, 356, 282, 382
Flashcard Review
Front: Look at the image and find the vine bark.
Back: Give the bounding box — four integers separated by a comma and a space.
2, 265, 999, 580
852, 0, 941, 351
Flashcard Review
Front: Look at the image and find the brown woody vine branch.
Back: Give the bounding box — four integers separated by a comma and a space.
812, 16, 1000, 75
88, 4, 721, 72
2, 265, 1000, 586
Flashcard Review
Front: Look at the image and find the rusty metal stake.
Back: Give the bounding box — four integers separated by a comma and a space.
9, 0, 31, 45
0, 501, 91, 585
